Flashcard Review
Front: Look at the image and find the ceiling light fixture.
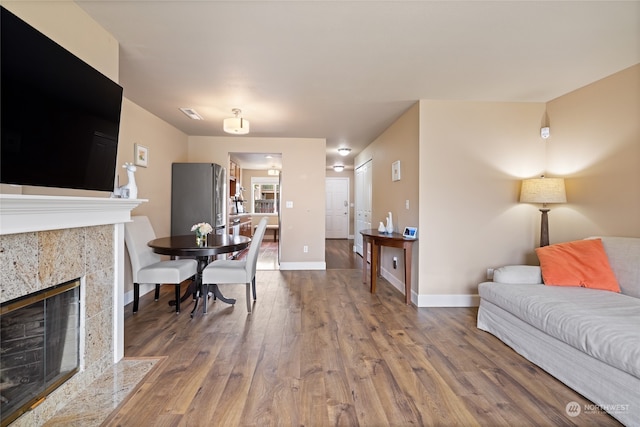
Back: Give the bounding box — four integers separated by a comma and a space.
179, 107, 203, 120
337, 147, 351, 156
333, 165, 345, 172
268, 168, 280, 176
223, 108, 250, 135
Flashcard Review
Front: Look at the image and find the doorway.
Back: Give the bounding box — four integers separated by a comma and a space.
229, 152, 282, 270
325, 177, 350, 239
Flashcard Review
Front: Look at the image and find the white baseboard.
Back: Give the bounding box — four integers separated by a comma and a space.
416, 294, 479, 307
379, 266, 479, 307
279, 262, 326, 270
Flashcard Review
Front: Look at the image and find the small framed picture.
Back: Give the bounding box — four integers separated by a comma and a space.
134, 144, 148, 167
403, 226, 418, 239
392, 160, 401, 181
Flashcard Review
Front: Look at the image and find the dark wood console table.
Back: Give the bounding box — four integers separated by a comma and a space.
360, 229, 417, 305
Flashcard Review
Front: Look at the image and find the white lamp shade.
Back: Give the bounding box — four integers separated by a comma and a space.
223, 117, 250, 134
520, 177, 567, 204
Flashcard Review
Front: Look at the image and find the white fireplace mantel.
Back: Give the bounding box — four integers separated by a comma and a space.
1, 194, 146, 363
0, 194, 145, 235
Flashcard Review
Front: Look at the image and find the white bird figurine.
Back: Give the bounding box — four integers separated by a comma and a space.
385, 212, 394, 233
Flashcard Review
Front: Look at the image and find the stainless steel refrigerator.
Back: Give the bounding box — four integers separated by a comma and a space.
171, 163, 227, 236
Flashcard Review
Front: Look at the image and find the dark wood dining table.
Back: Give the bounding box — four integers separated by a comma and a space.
147, 233, 251, 317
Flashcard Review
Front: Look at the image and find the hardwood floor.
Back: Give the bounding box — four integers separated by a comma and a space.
112, 241, 620, 426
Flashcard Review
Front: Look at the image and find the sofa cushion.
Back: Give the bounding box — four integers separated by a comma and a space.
478, 282, 640, 378
493, 265, 542, 284
535, 238, 620, 292
598, 237, 640, 298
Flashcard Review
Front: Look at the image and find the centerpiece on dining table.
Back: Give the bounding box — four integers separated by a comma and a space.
191, 222, 213, 247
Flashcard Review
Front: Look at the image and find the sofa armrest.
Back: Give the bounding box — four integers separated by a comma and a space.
493, 265, 542, 284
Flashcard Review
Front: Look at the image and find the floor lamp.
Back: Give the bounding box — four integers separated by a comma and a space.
520, 176, 567, 247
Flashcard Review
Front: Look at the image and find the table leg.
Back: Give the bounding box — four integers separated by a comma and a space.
362, 238, 368, 284
371, 241, 379, 294
208, 285, 236, 306
404, 243, 412, 305
190, 257, 210, 317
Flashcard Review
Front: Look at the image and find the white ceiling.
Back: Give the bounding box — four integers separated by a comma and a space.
76, 1, 640, 169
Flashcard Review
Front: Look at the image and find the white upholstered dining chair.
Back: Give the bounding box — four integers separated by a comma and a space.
202, 217, 268, 313
124, 216, 198, 314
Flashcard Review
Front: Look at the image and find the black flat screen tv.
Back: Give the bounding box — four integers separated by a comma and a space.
1, 6, 123, 192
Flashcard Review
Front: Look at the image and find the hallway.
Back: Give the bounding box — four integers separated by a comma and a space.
253, 239, 362, 271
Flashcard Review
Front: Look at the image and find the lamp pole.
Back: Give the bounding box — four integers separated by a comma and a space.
539, 207, 550, 247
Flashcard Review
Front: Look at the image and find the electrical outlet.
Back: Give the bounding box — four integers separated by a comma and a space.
487, 268, 494, 280
393, 256, 398, 269
303, 245, 308, 253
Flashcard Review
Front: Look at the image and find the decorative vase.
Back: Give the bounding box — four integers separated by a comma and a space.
385, 212, 394, 233
196, 234, 207, 247
378, 222, 386, 233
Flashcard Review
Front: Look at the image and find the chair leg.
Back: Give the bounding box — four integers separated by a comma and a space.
202, 284, 208, 314
154, 284, 161, 301
245, 283, 252, 313
252, 277, 257, 300
174, 284, 181, 313
133, 283, 140, 313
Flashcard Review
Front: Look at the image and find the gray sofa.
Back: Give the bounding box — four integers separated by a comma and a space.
477, 236, 640, 426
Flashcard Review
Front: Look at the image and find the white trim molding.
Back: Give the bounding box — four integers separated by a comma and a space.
279, 262, 326, 270
0, 194, 146, 235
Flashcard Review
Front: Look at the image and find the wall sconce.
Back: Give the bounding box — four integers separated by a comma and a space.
520, 176, 566, 247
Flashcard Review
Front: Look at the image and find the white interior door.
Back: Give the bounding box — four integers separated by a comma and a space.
325, 177, 349, 239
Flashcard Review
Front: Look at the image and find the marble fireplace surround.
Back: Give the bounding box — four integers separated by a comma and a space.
0, 194, 144, 425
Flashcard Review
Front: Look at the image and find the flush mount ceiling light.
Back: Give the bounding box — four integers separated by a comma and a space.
337, 147, 351, 156
268, 168, 280, 176
179, 107, 203, 120
223, 108, 250, 135
333, 165, 345, 172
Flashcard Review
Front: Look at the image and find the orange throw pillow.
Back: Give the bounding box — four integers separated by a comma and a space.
535, 238, 620, 292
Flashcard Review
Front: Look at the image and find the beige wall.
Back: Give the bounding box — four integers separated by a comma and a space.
117, 99, 189, 236
545, 64, 640, 241
413, 66, 639, 304
418, 101, 547, 304
356, 103, 420, 292
188, 137, 326, 269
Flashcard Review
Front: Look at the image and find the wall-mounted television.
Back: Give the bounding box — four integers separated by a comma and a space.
1, 6, 123, 192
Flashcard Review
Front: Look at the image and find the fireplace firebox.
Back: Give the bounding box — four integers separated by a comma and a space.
0, 279, 80, 427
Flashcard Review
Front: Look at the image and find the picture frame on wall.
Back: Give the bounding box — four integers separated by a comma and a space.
134, 144, 148, 167
392, 160, 401, 181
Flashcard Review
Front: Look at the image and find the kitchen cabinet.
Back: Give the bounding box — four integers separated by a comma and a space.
229, 160, 238, 180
